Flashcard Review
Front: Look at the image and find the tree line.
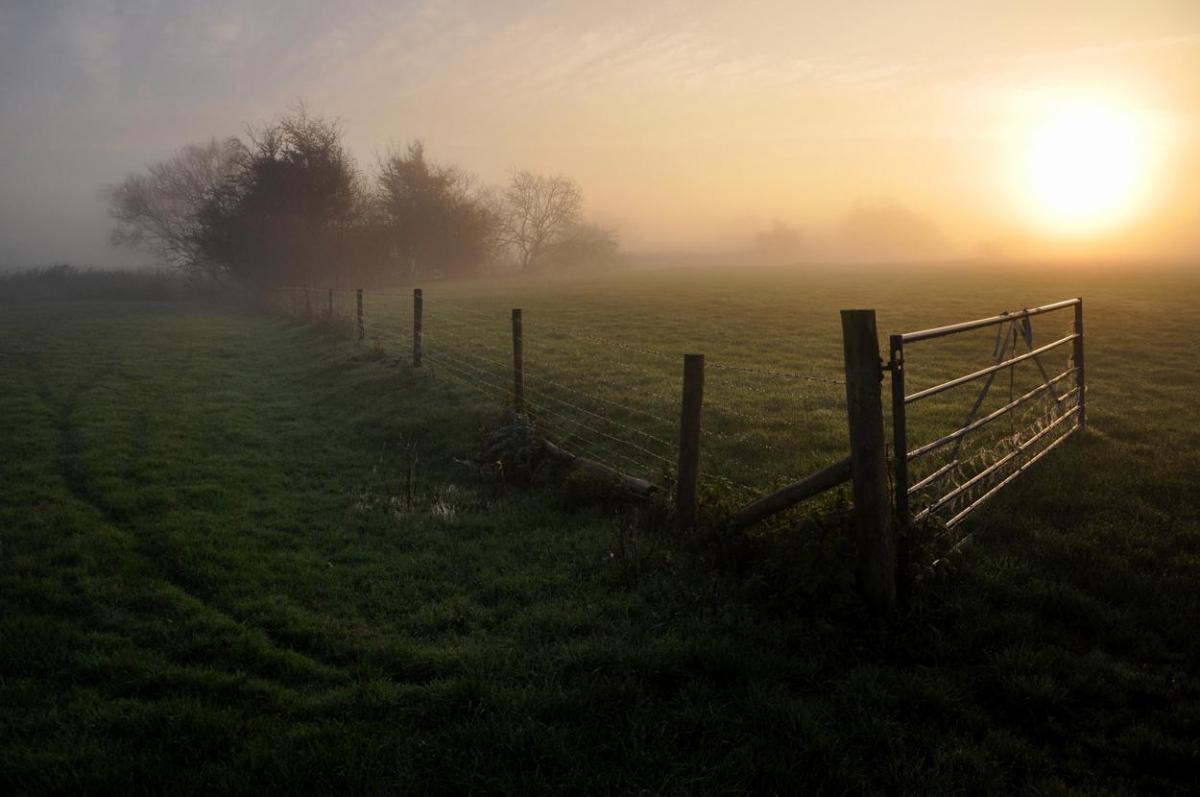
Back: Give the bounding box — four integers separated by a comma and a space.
105, 107, 618, 288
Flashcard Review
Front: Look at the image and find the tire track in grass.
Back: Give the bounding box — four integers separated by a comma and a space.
27, 339, 350, 689
50, 364, 121, 523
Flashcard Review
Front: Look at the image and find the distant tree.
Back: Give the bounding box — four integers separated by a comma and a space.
377, 142, 497, 279
498, 171, 582, 271
104, 137, 244, 281
543, 221, 619, 271
752, 221, 804, 264
106, 110, 617, 286
838, 200, 948, 262
193, 108, 362, 287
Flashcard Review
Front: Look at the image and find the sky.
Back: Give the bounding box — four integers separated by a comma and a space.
1, 0, 1198, 269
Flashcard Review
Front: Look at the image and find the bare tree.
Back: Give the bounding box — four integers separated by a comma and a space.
499, 171, 582, 271
104, 138, 244, 281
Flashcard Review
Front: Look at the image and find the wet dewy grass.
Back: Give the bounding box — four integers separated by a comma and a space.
347, 264, 1196, 518
1, 273, 1199, 795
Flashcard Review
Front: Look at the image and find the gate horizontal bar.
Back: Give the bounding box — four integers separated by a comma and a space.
915, 405, 1080, 523
906, 334, 1078, 404
900, 298, 1080, 344
908, 458, 958, 495
908, 370, 1078, 460
942, 419, 1080, 528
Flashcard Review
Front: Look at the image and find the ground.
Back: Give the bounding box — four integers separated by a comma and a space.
2, 264, 1199, 794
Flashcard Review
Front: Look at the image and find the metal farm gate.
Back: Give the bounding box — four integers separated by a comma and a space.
889, 298, 1086, 530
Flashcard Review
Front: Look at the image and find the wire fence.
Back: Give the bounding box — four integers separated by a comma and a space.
269, 285, 850, 506
268, 286, 1089, 617
270, 285, 1086, 547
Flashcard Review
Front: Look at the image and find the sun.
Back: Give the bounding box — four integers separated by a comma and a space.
1017, 96, 1153, 236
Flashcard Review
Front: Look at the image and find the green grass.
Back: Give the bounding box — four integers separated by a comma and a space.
287, 264, 1193, 525
3, 263, 1200, 794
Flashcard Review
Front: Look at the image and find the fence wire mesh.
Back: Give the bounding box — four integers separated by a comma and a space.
272, 286, 1086, 537
270, 286, 850, 506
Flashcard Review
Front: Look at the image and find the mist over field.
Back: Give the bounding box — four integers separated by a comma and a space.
1, 1, 1198, 272
3, 3, 1200, 795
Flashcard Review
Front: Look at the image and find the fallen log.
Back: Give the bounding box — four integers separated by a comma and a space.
541, 438, 657, 502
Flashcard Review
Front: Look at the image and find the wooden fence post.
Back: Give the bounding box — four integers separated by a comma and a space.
841, 310, 896, 615
327, 288, 333, 318
511, 309, 524, 413
413, 288, 423, 367
1073, 298, 1085, 430
676, 353, 704, 531
356, 289, 365, 340
304, 288, 312, 320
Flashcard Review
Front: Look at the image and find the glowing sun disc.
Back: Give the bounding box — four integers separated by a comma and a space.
1019, 97, 1152, 235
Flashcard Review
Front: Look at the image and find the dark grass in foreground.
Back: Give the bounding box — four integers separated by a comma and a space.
1, 294, 1198, 794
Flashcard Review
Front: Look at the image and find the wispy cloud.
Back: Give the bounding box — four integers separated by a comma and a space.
1, 0, 1198, 264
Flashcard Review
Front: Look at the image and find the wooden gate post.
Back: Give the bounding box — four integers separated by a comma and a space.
511, 308, 524, 413
412, 288, 423, 367
676, 354, 705, 531
841, 310, 896, 614
356, 289, 365, 340
1073, 298, 1086, 430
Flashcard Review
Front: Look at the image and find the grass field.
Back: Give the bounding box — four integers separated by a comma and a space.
3, 263, 1200, 794
282, 263, 1189, 526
